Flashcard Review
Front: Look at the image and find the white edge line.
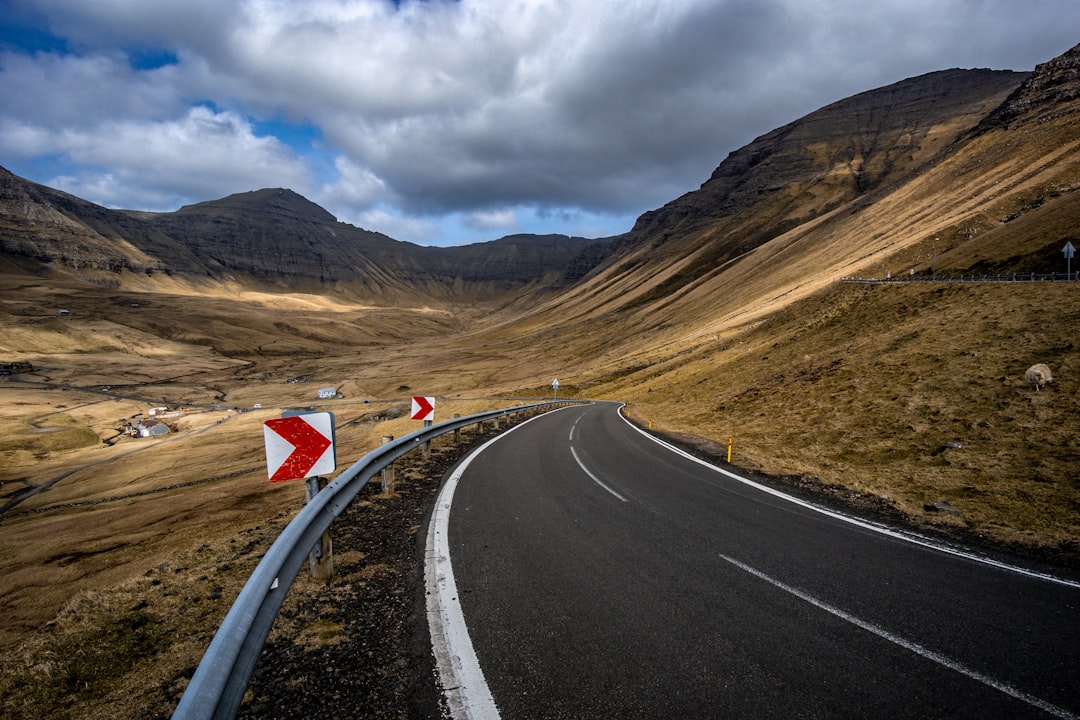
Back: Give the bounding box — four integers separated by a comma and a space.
719, 554, 1078, 720
616, 405, 1080, 589
570, 446, 629, 502
425, 407, 580, 720
426, 433, 504, 720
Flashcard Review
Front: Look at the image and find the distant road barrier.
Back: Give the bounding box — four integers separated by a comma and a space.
840, 272, 1078, 284
172, 399, 586, 720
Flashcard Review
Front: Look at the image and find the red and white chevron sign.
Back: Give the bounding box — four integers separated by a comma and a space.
263, 412, 336, 483
411, 396, 435, 421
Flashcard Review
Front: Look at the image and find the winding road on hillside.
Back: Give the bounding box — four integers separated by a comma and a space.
427, 401, 1080, 720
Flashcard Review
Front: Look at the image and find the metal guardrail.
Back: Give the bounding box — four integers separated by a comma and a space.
840, 272, 1078, 284
172, 399, 583, 720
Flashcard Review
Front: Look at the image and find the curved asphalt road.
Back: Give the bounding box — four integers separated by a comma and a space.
428, 401, 1080, 719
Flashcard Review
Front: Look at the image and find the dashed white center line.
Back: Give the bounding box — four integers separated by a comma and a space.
718, 553, 1078, 720
570, 446, 628, 502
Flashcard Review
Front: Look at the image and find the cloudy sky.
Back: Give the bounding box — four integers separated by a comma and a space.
1, 1, 1077, 246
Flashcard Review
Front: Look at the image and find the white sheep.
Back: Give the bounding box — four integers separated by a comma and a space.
1025, 363, 1053, 390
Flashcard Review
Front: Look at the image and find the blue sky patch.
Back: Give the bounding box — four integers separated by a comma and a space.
127, 47, 179, 71
0, 6, 67, 56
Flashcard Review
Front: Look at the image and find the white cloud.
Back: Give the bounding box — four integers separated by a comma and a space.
0, 49, 186, 127
339, 205, 441, 245
49, 172, 176, 211
315, 156, 392, 213
464, 208, 517, 232
0, 118, 53, 158
38, 106, 312, 210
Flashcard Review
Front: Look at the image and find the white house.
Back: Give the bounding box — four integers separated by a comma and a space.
138, 419, 171, 437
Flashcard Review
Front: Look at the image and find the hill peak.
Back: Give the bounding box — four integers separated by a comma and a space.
178, 187, 338, 224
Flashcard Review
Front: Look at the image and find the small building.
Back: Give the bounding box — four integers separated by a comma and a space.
138, 419, 171, 437
317, 387, 338, 399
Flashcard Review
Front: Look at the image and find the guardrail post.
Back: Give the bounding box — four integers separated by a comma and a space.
422, 419, 432, 459
493, 415, 501, 430
453, 414, 461, 442
305, 477, 333, 582
381, 435, 395, 494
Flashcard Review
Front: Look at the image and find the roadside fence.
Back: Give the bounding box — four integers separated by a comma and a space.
840, 272, 1078, 285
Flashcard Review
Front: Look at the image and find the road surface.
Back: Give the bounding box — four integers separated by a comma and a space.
428, 401, 1080, 719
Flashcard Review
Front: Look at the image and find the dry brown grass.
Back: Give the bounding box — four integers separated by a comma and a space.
0, 511, 296, 720
603, 281, 1080, 552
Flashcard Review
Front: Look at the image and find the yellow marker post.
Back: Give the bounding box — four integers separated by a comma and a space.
727, 435, 733, 463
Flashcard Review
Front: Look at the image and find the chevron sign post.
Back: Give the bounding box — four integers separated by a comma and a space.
263, 412, 336, 483
411, 396, 435, 422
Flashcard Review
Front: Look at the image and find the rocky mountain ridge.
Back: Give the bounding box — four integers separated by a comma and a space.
0, 173, 607, 302
616, 68, 1029, 264
976, 42, 1080, 132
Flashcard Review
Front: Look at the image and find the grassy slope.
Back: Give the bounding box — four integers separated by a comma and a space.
604, 281, 1079, 550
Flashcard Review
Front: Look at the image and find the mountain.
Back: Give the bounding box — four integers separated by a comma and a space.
637, 68, 1026, 247
0, 166, 186, 275
975, 43, 1080, 132
540, 68, 1031, 321
0, 174, 607, 302
504, 47, 1080, 349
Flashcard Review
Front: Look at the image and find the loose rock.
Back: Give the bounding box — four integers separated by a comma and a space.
924, 499, 961, 516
